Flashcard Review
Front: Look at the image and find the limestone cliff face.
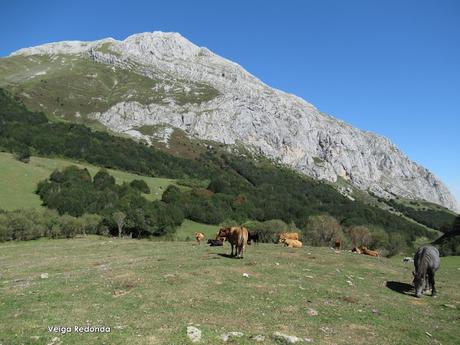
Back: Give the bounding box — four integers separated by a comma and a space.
9, 31, 460, 212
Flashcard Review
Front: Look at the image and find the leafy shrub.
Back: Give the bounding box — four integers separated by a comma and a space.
130, 179, 150, 194
303, 215, 342, 247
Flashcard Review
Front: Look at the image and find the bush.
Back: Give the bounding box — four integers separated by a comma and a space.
303, 215, 342, 247
387, 233, 408, 257
245, 219, 288, 243
0, 216, 13, 241
369, 226, 389, 249
3, 211, 43, 240
346, 225, 372, 248
130, 179, 150, 194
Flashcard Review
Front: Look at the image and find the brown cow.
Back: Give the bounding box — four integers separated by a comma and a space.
359, 246, 379, 257
351, 246, 362, 254
334, 239, 341, 250
281, 238, 303, 248
195, 232, 205, 244
278, 232, 299, 243
216, 227, 248, 258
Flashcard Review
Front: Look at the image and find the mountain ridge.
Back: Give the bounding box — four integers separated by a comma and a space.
2, 31, 459, 212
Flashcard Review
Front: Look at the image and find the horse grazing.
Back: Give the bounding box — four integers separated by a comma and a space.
413, 245, 440, 298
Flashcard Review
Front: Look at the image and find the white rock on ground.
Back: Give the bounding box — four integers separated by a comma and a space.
219, 332, 244, 342
186, 326, 202, 343
251, 335, 265, 342
273, 332, 312, 343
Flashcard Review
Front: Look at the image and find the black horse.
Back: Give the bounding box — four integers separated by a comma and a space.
413, 245, 440, 298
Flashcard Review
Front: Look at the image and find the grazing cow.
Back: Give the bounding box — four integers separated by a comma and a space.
359, 246, 379, 257
278, 232, 299, 243
216, 227, 249, 258
334, 239, 341, 250
207, 239, 223, 246
195, 232, 205, 244
413, 245, 440, 298
248, 231, 260, 245
281, 238, 303, 248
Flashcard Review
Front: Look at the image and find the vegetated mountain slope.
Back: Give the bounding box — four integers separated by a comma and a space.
0, 89, 437, 246
0, 31, 458, 212
434, 215, 460, 256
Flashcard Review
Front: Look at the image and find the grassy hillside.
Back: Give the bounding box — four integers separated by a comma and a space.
0, 152, 177, 211
385, 197, 457, 232
173, 219, 220, 241
0, 237, 458, 345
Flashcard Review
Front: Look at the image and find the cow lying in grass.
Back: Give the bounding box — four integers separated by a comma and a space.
278, 232, 299, 243
216, 227, 248, 258
207, 239, 223, 246
359, 246, 379, 257
351, 246, 379, 257
280, 238, 303, 248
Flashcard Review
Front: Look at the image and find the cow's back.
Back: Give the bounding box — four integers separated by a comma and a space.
279, 232, 299, 242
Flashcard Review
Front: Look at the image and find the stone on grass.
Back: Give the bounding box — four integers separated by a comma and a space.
307, 308, 318, 316
273, 331, 312, 343
251, 335, 265, 342
187, 326, 202, 343
219, 331, 244, 342
40, 273, 49, 279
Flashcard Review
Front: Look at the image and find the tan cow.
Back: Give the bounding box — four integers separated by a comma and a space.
216, 227, 248, 258
359, 246, 379, 257
195, 232, 205, 244
351, 246, 362, 254
281, 238, 303, 248
278, 232, 299, 243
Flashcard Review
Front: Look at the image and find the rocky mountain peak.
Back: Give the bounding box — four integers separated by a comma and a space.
121, 31, 203, 60
3, 32, 459, 212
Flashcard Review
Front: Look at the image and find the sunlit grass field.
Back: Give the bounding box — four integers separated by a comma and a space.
0, 236, 458, 345
0, 152, 177, 210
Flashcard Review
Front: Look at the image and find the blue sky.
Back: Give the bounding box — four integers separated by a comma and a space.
1, 0, 459, 202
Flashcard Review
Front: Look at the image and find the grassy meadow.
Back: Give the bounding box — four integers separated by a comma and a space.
0, 237, 458, 345
0, 152, 178, 211
173, 219, 220, 241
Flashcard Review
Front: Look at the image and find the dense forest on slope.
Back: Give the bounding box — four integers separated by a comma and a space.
434, 216, 460, 256
0, 88, 439, 247
37, 166, 183, 237
386, 199, 456, 232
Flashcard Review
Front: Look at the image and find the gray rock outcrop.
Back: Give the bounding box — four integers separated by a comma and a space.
10, 32, 459, 212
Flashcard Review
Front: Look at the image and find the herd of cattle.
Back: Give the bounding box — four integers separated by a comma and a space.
194, 227, 441, 298
194, 227, 303, 258
195, 227, 378, 257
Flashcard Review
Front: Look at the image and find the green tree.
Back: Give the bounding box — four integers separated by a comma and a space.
130, 179, 150, 194
304, 215, 342, 247
113, 211, 126, 238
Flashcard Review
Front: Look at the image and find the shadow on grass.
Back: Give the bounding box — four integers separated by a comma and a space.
216, 253, 241, 259
386, 281, 414, 296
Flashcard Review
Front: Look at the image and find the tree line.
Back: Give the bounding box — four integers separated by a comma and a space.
0, 88, 441, 251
